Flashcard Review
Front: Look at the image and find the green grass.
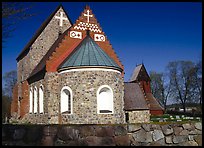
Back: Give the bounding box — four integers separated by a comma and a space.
150, 114, 202, 123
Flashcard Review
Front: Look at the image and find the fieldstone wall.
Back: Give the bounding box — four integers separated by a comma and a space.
2, 122, 202, 146
127, 110, 150, 123
17, 70, 126, 124
45, 70, 125, 124
17, 7, 71, 83
14, 7, 72, 120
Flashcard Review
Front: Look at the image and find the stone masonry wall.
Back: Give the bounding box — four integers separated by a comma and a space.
17, 70, 126, 124
17, 7, 71, 83
45, 70, 125, 124
2, 122, 202, 146
18, 79, 48, 124
15, 7, 72, 120
127, 110, 150, 123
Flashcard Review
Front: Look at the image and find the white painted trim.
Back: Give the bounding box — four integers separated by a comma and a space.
29, 87, 33, 113
39, 85, 44, 113
60, 86, 73, 114
59, 67, 121, 74
97, 85, 114, 114
34, 86, 38, 113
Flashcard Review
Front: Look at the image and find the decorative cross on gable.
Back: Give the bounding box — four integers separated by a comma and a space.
55, 11, 68, 27
84, 10, 93, 23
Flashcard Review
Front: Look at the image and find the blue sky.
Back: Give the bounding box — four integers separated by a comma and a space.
2, 2, 202, 85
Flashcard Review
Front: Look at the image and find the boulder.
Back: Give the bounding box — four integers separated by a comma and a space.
114, 135, 130, 146
152, 130, 164, 141
85, 136, 102, 146
173, 135, 188, 143
173, 126, 183, 135
188, 135, 194, 141
128, 124, 141, 132
100, 136, 115, 146
142, 124, 150, 132
132, 128, 147, 143
151, 124, 161, 130
194, 135, 202, 146
24, 126, 43, 143
95, 126, 114, 137
182, 141, 198, 146
162, 125, 173, 136
13, 128, 26, 140
165, 136, 172, 144
80, 126, 95, 137
182, 123, 192, 130
114, 125, 127, 136
57, 126, 80, 141
194, 122, 202, 130
179, 129, 189, 136
85, 136, 115, 146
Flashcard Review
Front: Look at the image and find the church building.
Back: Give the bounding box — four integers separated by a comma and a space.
10, 5, 163, 124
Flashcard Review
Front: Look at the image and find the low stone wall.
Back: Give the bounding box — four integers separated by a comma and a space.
2, 122, 202, 146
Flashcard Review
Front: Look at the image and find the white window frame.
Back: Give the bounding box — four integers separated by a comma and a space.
34, 86, 38, 113
29, 87, 33, 113
39, 85, 44, 113
60, 86, 73, 114
97, 85, 114, 114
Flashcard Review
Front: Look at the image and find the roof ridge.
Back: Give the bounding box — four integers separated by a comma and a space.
16, 4, 72, 61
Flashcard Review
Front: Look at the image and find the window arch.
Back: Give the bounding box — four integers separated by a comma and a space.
97, 85, 114, 114
60, 86, 73, 114
34, 86, 38, 113
39, 85, 44, 113
29, 87, 33, 113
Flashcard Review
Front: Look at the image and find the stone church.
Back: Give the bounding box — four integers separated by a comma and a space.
10, 5, 163, 124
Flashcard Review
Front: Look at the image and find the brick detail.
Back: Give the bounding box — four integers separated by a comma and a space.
19, 80, 29, 118
140, 81, 151, 94
46, 6, 124, 76
150, 110, 164, 116
46, 30, 86, 72
11, 84, 18, 115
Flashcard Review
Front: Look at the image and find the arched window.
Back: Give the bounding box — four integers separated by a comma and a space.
39, 85, 44, 113
97, 85, 113, 114
60, 86, 72, 114
29, 87, 33, 113
34, 86, 38, 113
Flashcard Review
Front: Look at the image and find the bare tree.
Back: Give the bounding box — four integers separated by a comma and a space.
192, 60, 202, 109
166, 61, 197, 112
150, 71, 171, 111
2, 2, 35, 44
3, 70, 17, 99
2, 91, 11, 123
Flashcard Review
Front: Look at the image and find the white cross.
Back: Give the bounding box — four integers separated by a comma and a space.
84, 10, 93, 23
55, 12, 68, 27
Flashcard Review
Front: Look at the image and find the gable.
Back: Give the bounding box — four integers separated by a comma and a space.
45, 5, 124, 74
129, 64, 151, 82
16, 4, 72, 62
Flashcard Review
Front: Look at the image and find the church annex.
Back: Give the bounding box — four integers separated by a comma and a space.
10, 5, 163, 124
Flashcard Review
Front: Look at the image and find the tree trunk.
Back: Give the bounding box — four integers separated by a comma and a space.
182, 103, 186, 113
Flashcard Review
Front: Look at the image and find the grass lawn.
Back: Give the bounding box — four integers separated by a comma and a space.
150, 114, 202, 123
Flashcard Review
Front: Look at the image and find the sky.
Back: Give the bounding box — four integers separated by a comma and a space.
2, 2, 202, 86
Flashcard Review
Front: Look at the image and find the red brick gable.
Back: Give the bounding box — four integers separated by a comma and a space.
46, 5, 124, 74
11, 84, 18, 115
19, 80, 29, 118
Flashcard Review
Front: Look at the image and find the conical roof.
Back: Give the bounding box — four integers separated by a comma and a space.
58, 35, 122, 72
